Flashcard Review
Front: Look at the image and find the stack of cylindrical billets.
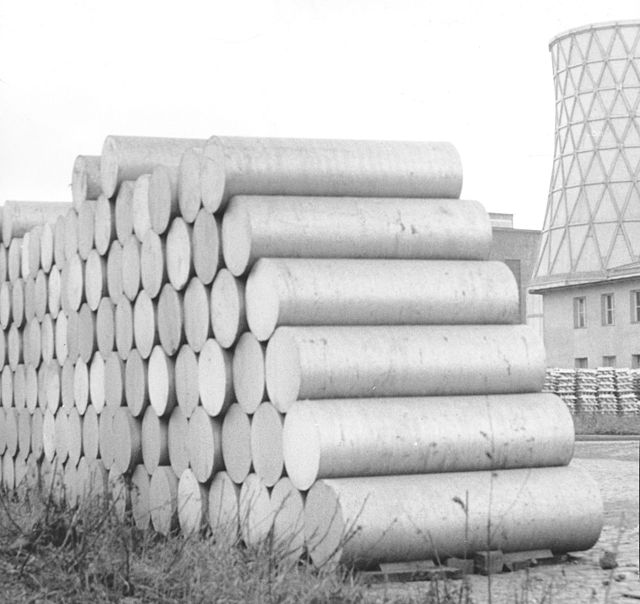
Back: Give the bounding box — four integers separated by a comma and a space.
0, 135, 603, 568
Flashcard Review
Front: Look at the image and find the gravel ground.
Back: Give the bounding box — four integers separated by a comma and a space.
368, 440, 640, 603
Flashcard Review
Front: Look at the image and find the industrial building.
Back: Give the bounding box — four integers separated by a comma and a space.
530, 20, 640, 368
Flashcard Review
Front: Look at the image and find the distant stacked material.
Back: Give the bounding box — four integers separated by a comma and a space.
615, 369, 638, 415
555, 369, 577, 412
0, 134, 602, 569
575, 369, 598, 413
596, 367, 618, 415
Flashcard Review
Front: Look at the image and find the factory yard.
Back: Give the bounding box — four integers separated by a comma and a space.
375, 439, 640, 603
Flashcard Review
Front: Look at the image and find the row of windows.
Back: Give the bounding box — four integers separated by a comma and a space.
573, 291, 640, 328
575, 354, 640, 368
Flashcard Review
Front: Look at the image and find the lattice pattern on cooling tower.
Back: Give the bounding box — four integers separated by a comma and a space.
532, 21, 640, 287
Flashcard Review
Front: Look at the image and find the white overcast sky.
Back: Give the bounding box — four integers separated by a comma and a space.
0, 1, 638, 229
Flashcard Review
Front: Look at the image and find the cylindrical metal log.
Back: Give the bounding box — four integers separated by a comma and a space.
77, 303, 96, 363
125, 349, 149, 417
238, 473, 273, 546
157, 284, 183, 355
149, 466, 178, 536
148, 345, 176, 417
132, 174, 152, 240
221, 403, 252, 484
48, 266, 61, 319
187, 406, 223, 483
148, 165, 178, 235
175, 345, 199, 418
106, 241, 123, 303
178, 147, 204, 223
177, 468, 208, 536
65, 309, 80, 363
200, 137, 463, 213
115, 297, 133, 360
222, 196, 492, 277
183, 277, 211, 352
89, 352, 106, 414
192, 209, 220, 284
133, 290, 157, 359
25, 365, 38, 413
112, 407, 143, 475
62, 254, 84, 313
2, 201, 71, 245
210, 269, 246, 348
40, 222, 54, 273
63, 208, 79, 262
114, 181, 135, 244
283, 394, 574, 490
34, 269, 47, 320
53, 216, 65, 268
304, 466, 603, 568
121, 235, 141, 302
166, 217, 193, 291
73, 358, 89, 415
66, 408, 83, 467
85, 250, 107, 311
72, 155, 102, 208
198, 339, 233, 417
8, 238, 22, 282
104, 353, 125, 408
82, 405, 100, 461
96, 297, 115, 357
265, 325, 546, 412
94, 194, 116, 256
270, 477, 305, 563
131, 465, 151, 530
141, 406, 169, 474
100, 135, 206, 199
140, 230, 166, 299
41, 314, 55, 365
11, 278, 24, 328
98, 406, 116, 469
77, 200, 96, 260
251, 402, 284, 487
168, 406, 189, 476
247, 259, 519, 341
208, 471, 239, 545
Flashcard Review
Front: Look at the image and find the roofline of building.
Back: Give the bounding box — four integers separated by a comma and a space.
530, 269, 640, 294
549, 19, 640, 49
492, 226, 541, 235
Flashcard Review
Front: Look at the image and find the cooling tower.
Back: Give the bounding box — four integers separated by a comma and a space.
532, 21, 640, 288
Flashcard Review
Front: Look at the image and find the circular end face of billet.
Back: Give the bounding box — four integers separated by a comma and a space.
192, 209, 219, 284
100, 136, 119, 199
25, 366, 38, 413
304, 480, 345, 568
34, 270, 48, 320
221, 200, 252, 276
0, 282, 11, 328
148, 345, 175, 417
53, 215, 66, 267
61, 359, 76, 413
245, 259, 282, 342
108, 467, 130, 521
177, 469, 206, 536
78, 303, 96, 363
98, 407, 116, 469
82, 405, 99, 461
66, 408, 83, 466
208, 471, 240, 545
96, 297, 115, 357
141, 406, 168, 474
239, 473, 273, 546
157, 284, 183, 356
187, 406, 221, 483
115, 181, 135, 245
166, 218, 193, 291
48, 266, 61, 318
265, 329, 302, 413
94, 194, 113, 256
221, 403, 252, 484
132, 174, 151, 240
121, 235, 141, 302
42, 410, 56, 461
85, 250, 105, 311
40, 223, 54, 272
4, 408, 18, 456
149, 466, 178, 536
73, 358, 89, 415
54, 410, 69, 462
140, 230, 164, 299
178, 147, 203, 223
200, 139, 226, 213
131, 464, 151, 530
89, 352, 106, 413
77, 200, 96, 259
63, 210, 78, 262
250, 403, 284, 487
106, 241, 123, 303
270, 477, 305, 562
210, 269, 245, 349
112, 408, 141, 475
1, 366, 13, 408
45, 362, 61, 414
183, 278, 210, 353
125, 349, 148, 417
133, 290, 156, 359
115, 298, 133, 360
198, 339, 232, 417
71, 155, 88, 205
149, 165, 176, 235
17, 408, 32, 459
104, 353, 124, 408
175, 345, 200, 418
168, 406, 189, 476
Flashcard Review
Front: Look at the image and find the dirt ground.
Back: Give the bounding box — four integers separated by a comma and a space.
370, 440, 640, 603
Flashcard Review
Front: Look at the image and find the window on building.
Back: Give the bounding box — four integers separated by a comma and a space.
602, 355, 616, 367
575, 357, 588, 368
631, 291, 640, 323
601, 293, 615, 326
573, 297, 586, 328
632, 354, 640, 369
